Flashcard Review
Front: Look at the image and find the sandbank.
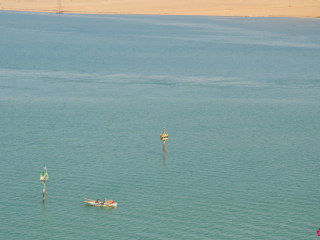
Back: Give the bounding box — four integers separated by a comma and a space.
0, 0, 319, 18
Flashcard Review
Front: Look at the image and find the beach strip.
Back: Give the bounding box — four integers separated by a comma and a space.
1, 0, 320, 18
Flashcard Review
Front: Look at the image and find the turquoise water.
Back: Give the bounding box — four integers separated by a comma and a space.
0, 11, 320, 239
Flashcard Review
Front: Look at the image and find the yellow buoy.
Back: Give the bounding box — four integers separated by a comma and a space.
160, 128, 168, 155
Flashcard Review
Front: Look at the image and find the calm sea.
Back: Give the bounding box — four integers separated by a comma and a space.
0, 11, 319, 239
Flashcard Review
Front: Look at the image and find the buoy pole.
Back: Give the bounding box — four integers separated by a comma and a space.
40, 166, 49, 202
163, 140, 165, 155
160, 128, 168, 156
43, 181, 45, 201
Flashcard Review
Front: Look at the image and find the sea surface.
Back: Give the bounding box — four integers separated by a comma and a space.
0, 11, 319, 239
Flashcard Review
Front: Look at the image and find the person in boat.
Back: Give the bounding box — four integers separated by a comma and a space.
104, 198, 108, 203
95, 199, 100, 204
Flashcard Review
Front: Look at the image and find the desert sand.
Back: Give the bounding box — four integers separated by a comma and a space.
0, 0, 319, 18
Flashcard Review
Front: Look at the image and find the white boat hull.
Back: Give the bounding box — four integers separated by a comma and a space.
85, 200, 117, 207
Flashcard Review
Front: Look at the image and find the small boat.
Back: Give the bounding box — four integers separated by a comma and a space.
84, 198, 117, 208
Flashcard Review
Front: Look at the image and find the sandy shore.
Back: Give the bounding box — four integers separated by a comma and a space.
1, 0, 319, 18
